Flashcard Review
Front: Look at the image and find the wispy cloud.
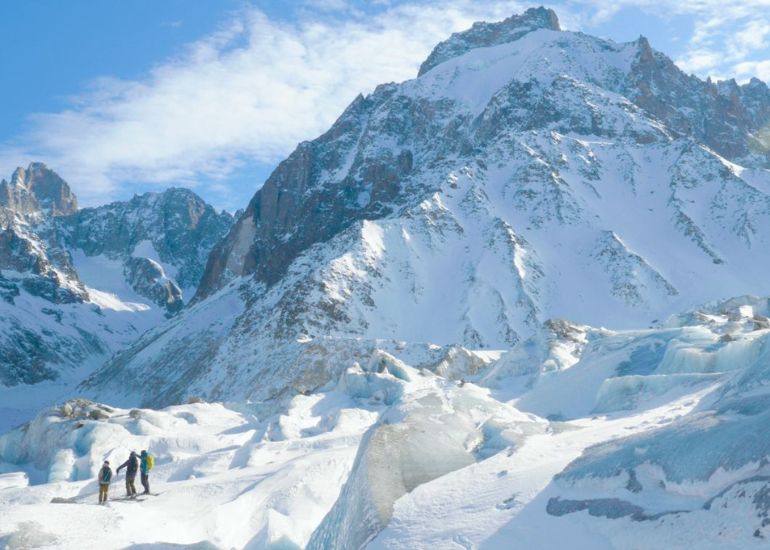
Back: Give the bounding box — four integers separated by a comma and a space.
0, 1, 520, 206
655, 1, 770, 78
565, 0, 770, 79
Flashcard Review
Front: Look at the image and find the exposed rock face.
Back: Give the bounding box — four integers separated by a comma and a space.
0, 207, 87, 306
123, 257, 183, 314
624, 37, 770, 165
0, 163, 78, 217
62, 188, 232, 292
86, 9, 770, 408
0, 167, 233, 387
195, 98, 412, 299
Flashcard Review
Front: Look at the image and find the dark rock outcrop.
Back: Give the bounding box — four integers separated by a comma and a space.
123, 257, 183, 314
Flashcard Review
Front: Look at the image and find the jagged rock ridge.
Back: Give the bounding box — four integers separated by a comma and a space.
418, 6, 561, 76
0, 164, 233, 386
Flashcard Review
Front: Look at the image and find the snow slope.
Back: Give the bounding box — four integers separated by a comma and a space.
367, 297, 770, 549
0, 389, 383, 549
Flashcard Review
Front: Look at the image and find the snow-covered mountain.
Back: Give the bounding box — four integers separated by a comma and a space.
84, 7, 770, 409
6, 7, 770, 549
0, 163, 232, 414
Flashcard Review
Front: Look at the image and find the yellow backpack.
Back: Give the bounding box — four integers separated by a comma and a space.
146, 455, 154, 471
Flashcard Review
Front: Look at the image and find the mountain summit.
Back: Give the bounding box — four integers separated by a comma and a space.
0, 163, 78, 217
418, 6, 561, 76
84, 9, 770, 409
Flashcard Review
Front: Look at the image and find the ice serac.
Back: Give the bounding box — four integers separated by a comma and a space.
87, 9, 770, 408
507, 297, 770, 547
308, 353, 546, 549
417, 6, 561, 76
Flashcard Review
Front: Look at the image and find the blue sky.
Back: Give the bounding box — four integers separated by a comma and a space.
1, 0, 769, 211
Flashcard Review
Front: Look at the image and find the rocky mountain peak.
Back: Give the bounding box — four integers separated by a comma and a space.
0, 165, 234, 387
1, 163, 78, 217
623, 37, 770, 164
418, 6, 560, 76
62, 186, 234, 294
128, 7, 770, 411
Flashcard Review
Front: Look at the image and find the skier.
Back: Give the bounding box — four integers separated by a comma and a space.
140, 449, 154, 494
116, 451, 139, 498
98, 460, 113, 504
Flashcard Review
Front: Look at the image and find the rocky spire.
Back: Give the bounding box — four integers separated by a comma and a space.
0, 163, 78, 216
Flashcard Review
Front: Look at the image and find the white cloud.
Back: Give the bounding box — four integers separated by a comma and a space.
734, 59, 770, 81
1, 1, 522, 206
568, 0, 770, 78
677, 49, 723, 73
668, 3, 770, 76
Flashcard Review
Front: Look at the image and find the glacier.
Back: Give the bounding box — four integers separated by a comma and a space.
5, 296, 770, 547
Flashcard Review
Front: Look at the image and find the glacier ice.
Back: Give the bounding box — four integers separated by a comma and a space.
309, 356, 546, 548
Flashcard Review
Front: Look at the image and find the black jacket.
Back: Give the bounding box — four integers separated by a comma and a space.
117, 453, 139, 476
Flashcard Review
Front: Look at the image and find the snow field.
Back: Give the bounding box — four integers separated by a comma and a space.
4, 298, 770, 548
0, 395, 379, 549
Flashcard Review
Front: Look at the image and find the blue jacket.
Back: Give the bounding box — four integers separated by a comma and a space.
99, 465, 113, 484
140, 452, 150, 474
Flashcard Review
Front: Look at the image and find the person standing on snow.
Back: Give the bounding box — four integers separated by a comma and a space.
139, 450, 154, 494
116, 451, 139, 498
98, 460, 113, 504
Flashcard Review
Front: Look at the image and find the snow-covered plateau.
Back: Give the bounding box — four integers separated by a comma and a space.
4, 6, 770, 549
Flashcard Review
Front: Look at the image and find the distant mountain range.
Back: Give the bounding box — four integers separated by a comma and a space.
0, 162, 232, 387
